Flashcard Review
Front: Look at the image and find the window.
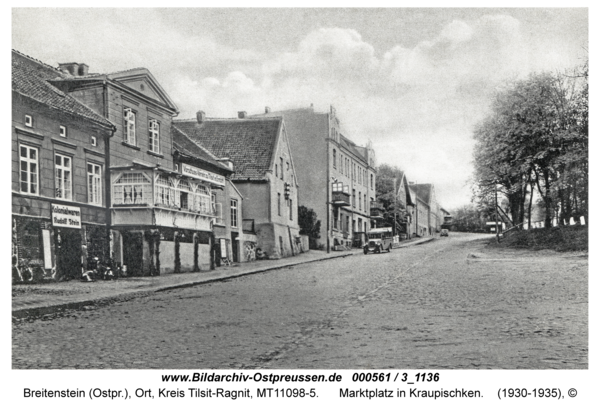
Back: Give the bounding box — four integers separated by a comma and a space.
113, 172, 152, 205
155, 175, 176, 207
359, 192, 362, 211
352, 189, 356, 207
91, 136, 97, 146
280, 158, 284, 180
364, 195, 367, 212
148, 119, 160, 153
275, 164, 278, 178
231, 199, 238, 227
370, 174, 374, 190
178, 179, 192, 210
55, 154, 72, 200
333, 149, 337, 168
25, 115, 33, 127
123, 108, 136, 145
278, 193, 281, 216
59, 126, 67, 137
87, 163, 102, 205
19, 145, 38, 195
289, 199, 293, 220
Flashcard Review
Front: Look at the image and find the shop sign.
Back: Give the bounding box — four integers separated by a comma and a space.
51, 204, 81, 229
181, 163, 225, 186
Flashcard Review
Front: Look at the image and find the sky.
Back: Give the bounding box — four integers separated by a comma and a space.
11, 7, 588, 210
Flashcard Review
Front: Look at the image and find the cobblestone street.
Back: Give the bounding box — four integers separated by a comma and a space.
12, 234, 587, 369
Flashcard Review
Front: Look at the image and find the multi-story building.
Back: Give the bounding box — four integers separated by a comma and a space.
172, 124, 255, 265
16, 51, 244, 277
409, 183, 439, 236
12, 50, 116, 282
173, 111, 300, 259
256, 105, 376, 251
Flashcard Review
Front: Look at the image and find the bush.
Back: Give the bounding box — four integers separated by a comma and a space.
496, 225, 587, 252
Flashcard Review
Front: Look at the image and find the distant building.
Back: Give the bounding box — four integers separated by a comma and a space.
173, 112, 300, 259
409, 183, 440, 236
255, 105, 376, 250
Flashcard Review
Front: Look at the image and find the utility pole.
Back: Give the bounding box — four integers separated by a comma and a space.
392, 177, 397, 237
495, 184, 500, 243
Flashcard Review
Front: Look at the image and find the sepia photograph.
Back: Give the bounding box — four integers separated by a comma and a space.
9, 5, 591, 405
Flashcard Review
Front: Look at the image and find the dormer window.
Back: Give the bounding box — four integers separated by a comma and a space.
123, 107, 136, 145
59, 125, 67, 137
25, 115, 33, 127
91, 136, 97, 146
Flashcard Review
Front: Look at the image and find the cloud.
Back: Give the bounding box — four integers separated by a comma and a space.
13, 11, 579, 208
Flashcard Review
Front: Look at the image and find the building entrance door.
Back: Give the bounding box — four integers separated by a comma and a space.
122, 231, 144, 276
55, 228, 82, 280
231, 232, 239, 263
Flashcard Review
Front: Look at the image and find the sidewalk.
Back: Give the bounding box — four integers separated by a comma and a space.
12, 236, 436, 319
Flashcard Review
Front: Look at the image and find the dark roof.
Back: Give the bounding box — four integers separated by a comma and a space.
340, 134, 367, 162
171, 126, 232, 173
11, 50, 114, 129
411, 183, 433, 204
172, 118, 282, 181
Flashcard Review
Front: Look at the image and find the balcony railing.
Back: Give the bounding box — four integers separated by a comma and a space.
370, 207, 385, 218
332, 191, 351, 206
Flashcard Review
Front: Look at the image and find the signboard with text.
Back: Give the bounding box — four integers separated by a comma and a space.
181, 163, 225, 186
51, 204, 81, 229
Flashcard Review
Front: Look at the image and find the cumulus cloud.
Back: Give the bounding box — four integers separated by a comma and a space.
14, 10, 578, 208
159, 17, 535, 207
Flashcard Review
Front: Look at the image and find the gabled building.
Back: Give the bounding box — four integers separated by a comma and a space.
393, 171, 417, 238
172, 125, 255, 265
12, 50, 116, 282
409, 183, 440, 236
173, 112, 300, 259
255, 105, 376, 251
49, 58, 232, 275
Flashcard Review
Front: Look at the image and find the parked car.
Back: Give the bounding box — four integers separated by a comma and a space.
440, 229, 449, 237
364, 227, 393, 254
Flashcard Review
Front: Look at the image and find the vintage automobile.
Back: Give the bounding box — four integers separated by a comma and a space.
440, 229, 449, 237
364, 227, 394, 254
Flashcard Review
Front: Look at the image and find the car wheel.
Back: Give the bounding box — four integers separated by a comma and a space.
387, 245, 391, 252
376, 245, 381, 254
363, 247, 368, 255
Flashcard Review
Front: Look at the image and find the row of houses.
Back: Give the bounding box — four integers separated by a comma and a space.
371, 171, 449, 239
12, 49, 449, 283
11, 50, 388, 282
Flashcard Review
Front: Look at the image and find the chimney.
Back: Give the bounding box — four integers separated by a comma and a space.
196, 110, 206, 123
238, 111, 247, 119
58, 63, 79, 76
78, 63, 89, 76
265, 106, 271, 114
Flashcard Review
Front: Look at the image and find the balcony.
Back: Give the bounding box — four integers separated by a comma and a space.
332, 191, 351, 206
370, 207, 385, 219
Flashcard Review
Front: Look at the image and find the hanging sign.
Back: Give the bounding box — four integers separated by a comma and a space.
181, 163, 225, 186
51, 204, 81, 229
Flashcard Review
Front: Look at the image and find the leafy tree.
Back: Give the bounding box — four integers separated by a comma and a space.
473, 65, 588, 228
298, 206, 321, 249
375, 164, 406, 233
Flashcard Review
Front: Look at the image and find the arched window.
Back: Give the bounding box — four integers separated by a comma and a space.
333, 149, 337, 168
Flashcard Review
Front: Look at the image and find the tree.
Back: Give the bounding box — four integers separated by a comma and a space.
473, 65, 588, 229
298, 206, 321, 249
375, 164, 406, 233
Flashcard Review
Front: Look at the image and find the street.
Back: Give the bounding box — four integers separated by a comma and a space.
12, 234, 587, 369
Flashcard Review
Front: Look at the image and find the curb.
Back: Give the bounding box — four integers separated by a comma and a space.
12, 252, 354, 320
